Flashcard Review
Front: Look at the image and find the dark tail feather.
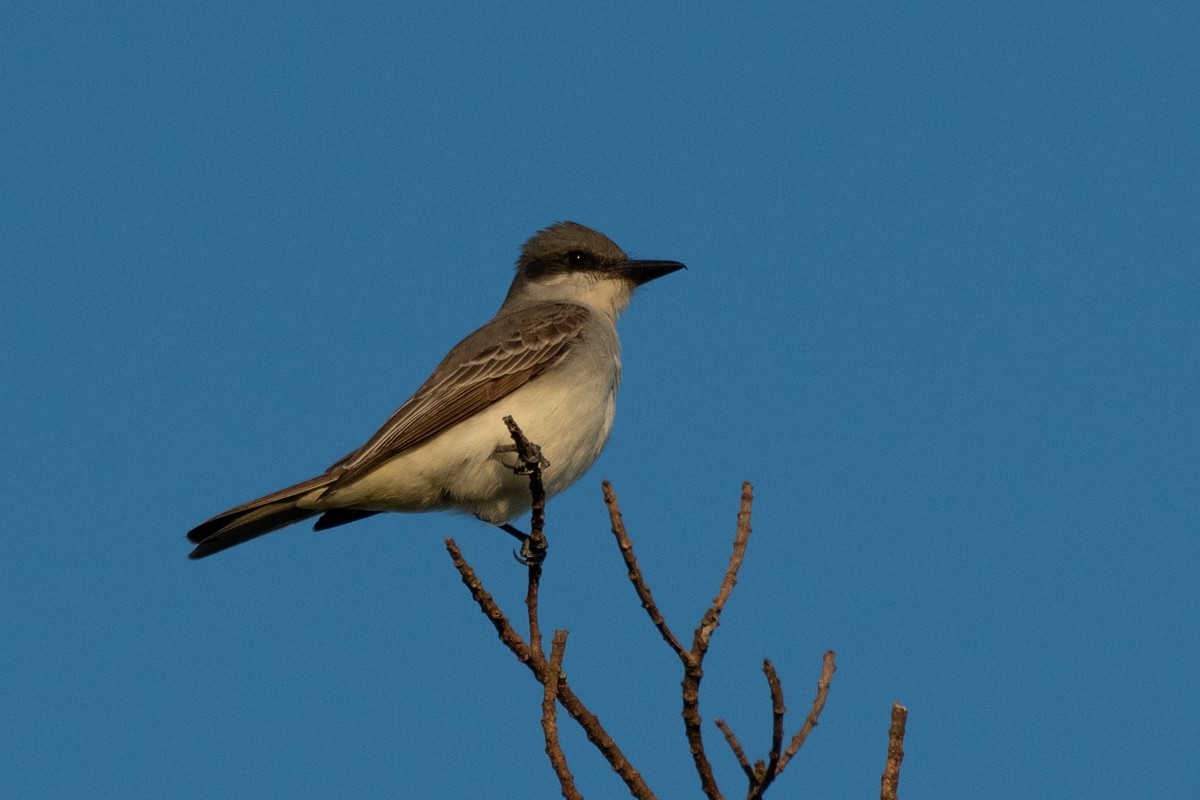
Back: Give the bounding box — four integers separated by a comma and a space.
313, 509, 382, 531
187, 474, 334, 559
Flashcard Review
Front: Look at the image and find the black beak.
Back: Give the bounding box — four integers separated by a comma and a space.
618, 259, 687, 286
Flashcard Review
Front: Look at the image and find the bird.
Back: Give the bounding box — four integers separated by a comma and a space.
186, 221, 685, 559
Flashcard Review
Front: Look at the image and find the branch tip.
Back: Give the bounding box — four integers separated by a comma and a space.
880, 702, 908, 800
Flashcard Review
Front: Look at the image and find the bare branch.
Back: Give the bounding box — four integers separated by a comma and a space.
602, 480, 687, 659
763, 660, 785, 779
677, 481, 755, 800
542, 630, 582, 800
880, 702, 908, 800
734, 654, 833, 798
447, 536, 654, 797
503, 415, 549, 655
526, 563, 544, 659
554, 682, 656, 798
775, 650, 836, 775
445, 537, 532, 663
681, 655, 722, 800
714, 719, 754, 781
451, 465, 846, 800
446, 420, 657, 799
693, 481, 754, 657
502, 415, 548, 543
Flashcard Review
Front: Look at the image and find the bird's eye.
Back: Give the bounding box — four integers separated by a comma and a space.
566, 250, 590, 267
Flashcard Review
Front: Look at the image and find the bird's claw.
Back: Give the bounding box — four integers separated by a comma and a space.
512, 538, 547, 566
499, 523, 546, 565
494, 443, 550, 474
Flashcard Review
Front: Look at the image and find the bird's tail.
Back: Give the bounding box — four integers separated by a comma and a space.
186, 474, 335, 559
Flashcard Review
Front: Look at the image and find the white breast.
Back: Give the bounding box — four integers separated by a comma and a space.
315, 313, 622, 524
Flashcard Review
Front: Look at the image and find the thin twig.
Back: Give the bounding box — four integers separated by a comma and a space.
880, 702, 908, 800
602, 480, 687, 659
763, 660, 785, 779
694, 482, 754, 658
446, 537, 532, 662
542, 630, 581, 800
503, 416, 548, 655
527, 562, 544, 658
681, 481, 755, 800
714, 719, 754, 780
741, 655, 830, 799
502, 415, 548, 549
555, 679, 656, 798
774, 650, 836, 775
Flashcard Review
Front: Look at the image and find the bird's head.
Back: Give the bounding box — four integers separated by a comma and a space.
504, 221, 685, 318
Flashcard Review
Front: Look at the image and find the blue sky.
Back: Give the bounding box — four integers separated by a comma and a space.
3, 2, 1197, 797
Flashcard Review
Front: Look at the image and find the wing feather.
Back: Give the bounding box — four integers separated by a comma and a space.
324, 302, 591, 487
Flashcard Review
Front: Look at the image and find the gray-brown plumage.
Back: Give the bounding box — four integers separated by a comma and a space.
187, 222, 683, 559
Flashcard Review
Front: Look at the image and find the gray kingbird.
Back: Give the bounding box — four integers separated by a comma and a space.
187, 221, 684, 559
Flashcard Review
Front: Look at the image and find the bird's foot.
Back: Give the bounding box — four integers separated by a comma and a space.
499, 523, 547, 566
494, 443, 550, 475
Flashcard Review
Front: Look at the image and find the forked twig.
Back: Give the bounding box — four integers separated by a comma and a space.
446, 537, 652, 797
712, 651, 837, 798
606, 481, 843, 800
604, 480, 757, 800
448, 427, 864, 800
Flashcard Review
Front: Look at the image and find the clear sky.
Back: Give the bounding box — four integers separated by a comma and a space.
3, 2, 1197, 798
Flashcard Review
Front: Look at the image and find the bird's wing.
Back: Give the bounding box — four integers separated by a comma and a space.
323, 302, 592, 488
